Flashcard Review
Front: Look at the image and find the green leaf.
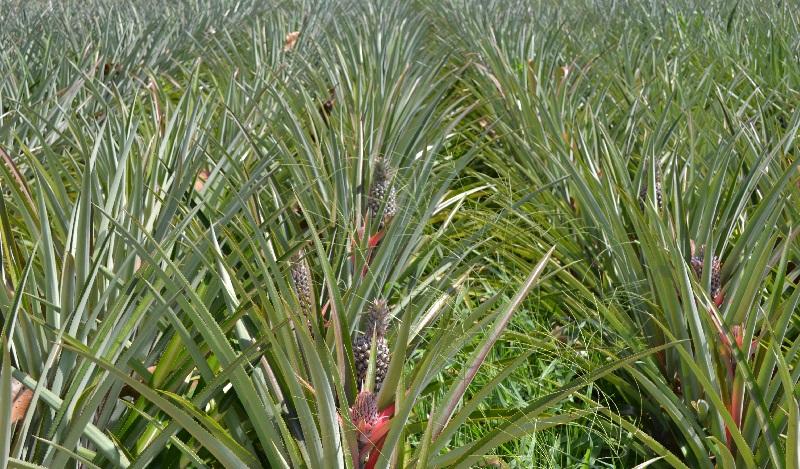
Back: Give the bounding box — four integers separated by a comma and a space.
1, 337, 12, 469
61, 343, 258, 468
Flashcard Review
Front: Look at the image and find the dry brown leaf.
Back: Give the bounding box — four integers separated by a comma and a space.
284, 31, 300, 52
320, 87, 336, 120
478, 118, 497, 138
103, 62, 122, 77
550, 325, 568, 343
0, 146, 34, 208
559, 65, 570, 83
194, 169, 209, 192
526, 59, 537, 92
11, 379, 32, 424
12, 377, 22, 398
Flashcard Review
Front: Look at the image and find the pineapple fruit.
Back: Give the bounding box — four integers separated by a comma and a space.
368, 158, 397, 223
639, 162, 663, 211
353, 299, 391, 392
690, 243, 722, 299
290, 248, 315, 325
350, 390, 378, 431
290, 249, 313, 315
350, 390, 379, 466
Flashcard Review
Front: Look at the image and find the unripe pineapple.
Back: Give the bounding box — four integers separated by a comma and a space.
350, 390, 378, 463
690, 245, 722, 299
290, 249, 314, 317
350, 390, 378, 430
710, 257, 721, 298
639, 163, 663, 211
353, 299, 391, 392
368, 158, 397, 222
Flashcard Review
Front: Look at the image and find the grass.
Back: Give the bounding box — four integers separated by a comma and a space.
1, 0, 799, 467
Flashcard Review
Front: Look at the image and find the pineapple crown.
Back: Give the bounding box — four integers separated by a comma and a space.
641, 161, 661, 182
690, 240, 704, 259
689, 242, 720, 268
364, 299, 390, 338
373, 157, 393, 183
290, 249, 304, 267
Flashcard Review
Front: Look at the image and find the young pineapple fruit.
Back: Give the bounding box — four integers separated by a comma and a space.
350, 390, 378, 431
290, 249, 314, 318
690, 244, 722, 299
353, 299, 391, 392
350, 390, 378, 464
367, 158, 397, 223
639, 162, 663, 211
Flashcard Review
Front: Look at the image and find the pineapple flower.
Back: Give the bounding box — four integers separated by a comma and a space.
345, 391, 395, 467
350, 391, 379, 438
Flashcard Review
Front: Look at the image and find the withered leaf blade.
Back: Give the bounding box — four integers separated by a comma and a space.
194, 169, 209, 192
10, 378, 32, 424
284, 31, 300, 52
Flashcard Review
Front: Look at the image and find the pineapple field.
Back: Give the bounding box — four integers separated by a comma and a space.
2, 0, 800, 467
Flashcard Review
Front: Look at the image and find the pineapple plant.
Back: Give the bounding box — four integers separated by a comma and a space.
0, 1, 635, 466
352, 299, 391, 392
367, 157, 397, 224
